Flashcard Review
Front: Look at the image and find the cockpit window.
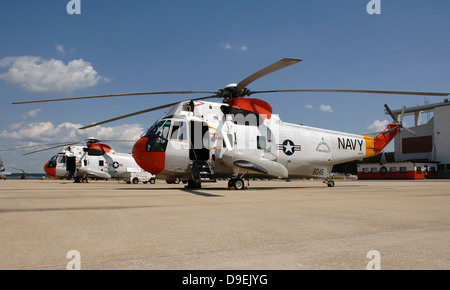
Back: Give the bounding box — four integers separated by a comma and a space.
160, 120, 171, 140
142, 120, 165, 138
48, 155, 57, 168
143, 119, 172, 152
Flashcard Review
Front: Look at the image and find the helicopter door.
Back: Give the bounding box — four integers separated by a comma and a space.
189, 121, 210, 161
164, 120, 189, 171
66, 156, 76, 173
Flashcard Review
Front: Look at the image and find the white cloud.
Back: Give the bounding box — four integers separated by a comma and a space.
305, 104, 314, 109
0, 121, 145, 152
56, 44, 65, 55
319, 104, 334, 113
221, 42, 248, 52
22, 108, 41, 119
367, 119, 389, 132
221, 42, 232, 50
0, 56, 106, 94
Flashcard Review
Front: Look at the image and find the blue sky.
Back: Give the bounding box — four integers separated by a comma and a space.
0, 0, 449, 173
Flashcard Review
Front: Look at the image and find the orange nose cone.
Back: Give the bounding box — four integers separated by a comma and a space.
44, 162, 56, 177
132, 138, 165, 174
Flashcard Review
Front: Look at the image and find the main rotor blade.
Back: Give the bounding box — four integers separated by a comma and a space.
0, 142, 78, 153
23, 142, 82, 155
12, 91, 219, 105
6, 139, 138, 155
79, 95, 219, 130
236, 58, 302, 93
99, 139, 137, 143
250, 89, 449, 97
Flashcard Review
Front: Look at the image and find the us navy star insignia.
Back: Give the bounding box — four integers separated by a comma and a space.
277, 139, 301, 156
112, 161, 120, 169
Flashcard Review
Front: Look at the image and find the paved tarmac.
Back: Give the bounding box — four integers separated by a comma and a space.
0, 178, 448, 270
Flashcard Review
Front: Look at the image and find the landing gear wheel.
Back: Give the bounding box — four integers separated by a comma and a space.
327, 180, 335, 187
132, 178, 139, 184
229, 178, 245, 190
166, 177, 181, 184
149, 179, 155, 184
81, 177, 88, 183
234, 178, 245, 190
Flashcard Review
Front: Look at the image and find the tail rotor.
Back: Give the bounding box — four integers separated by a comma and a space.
383, 104, 416, 135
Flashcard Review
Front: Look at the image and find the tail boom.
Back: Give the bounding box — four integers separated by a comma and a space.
364, 124, 400, 157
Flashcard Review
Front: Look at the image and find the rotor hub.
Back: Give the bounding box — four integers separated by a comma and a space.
86, 137, 100, 144
219, 84, 251, 99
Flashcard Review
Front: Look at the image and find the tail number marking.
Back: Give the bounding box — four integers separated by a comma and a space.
312, 168, 324, 176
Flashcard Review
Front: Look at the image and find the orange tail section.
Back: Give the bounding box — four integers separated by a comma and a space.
364, 124, 400, 157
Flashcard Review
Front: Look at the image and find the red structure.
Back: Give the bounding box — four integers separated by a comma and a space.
357, 162, 439, 179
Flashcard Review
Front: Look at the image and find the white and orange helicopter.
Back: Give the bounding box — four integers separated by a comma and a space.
13, 58, 448, 189
2, 138, 155, 184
